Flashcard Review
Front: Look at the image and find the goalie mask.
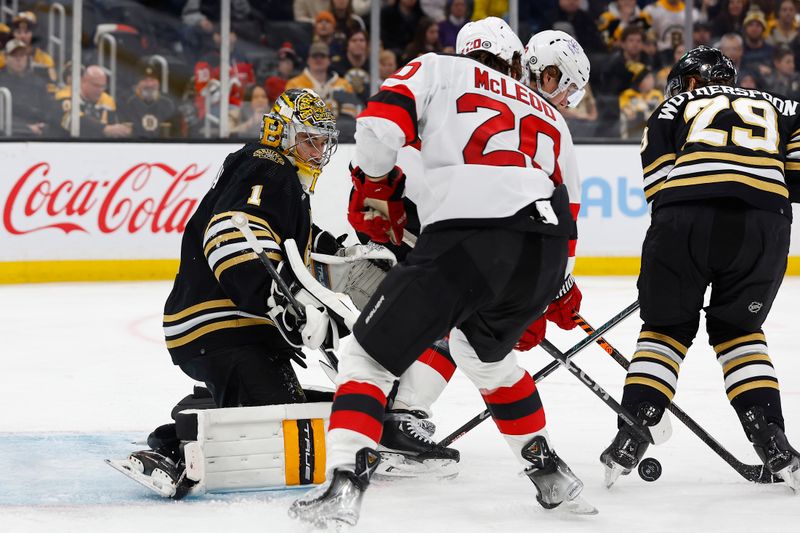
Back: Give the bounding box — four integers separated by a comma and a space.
523, 30, 590, 108
260, 88, 339, 193
665, 45, 736, 98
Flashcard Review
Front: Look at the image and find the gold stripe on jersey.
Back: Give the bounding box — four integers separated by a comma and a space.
203, 229, 279, 257
788, 141, 800, 151
213, 251, 282, 280
674, 151, 784, 170
165, 317, 272, 348
163, 298, 236, 323
786, 162, 800, 171
656, 174, 789, 198
643, 153, 676, 176
206, 211, 282, 244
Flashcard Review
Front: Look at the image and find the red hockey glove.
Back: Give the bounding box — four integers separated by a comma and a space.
515, 315, 546, 352
347, 166, 407, 245
545, 275, 582, 330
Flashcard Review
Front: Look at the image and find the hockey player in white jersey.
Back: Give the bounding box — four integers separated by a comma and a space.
289, 18, 596, 528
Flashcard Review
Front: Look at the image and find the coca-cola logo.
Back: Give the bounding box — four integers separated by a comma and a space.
3, 162, 207, 235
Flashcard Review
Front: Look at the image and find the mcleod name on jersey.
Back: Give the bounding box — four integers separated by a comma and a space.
355, 52, 580, 233
642, 85, 800, 218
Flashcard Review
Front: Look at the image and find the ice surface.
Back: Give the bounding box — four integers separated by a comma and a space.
1, 279, 798, 532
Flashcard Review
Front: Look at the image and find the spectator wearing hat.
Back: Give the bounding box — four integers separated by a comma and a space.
312, 11, 346, 63
119, 62, 179, 139
767, 0, 799, 46
264, 43, 300, 105
438, 0, 469, 51
0, 39, 59, 137
742, 8, 774, 77
618, 62, 663, 140
294, 0, 331, 23
381, 0, 425, 58
0, 11, 56, 91
54, 65, 130, 138
331, 29, 370, 103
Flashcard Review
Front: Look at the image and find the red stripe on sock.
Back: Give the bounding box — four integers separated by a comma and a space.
335, 381, 387, 406
492, 409, 546, 436
418, 347, 456, 381
481, 373, 536, 404
329, 410, 384, 443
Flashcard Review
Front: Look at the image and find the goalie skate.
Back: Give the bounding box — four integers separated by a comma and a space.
376, 410, 460, 479
106, 449, 195, 499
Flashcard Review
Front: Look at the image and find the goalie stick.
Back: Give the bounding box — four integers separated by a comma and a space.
437, 300, 640, 448
572, 311, 780, 484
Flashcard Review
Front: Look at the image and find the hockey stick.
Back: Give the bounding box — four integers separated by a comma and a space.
437, 300, 640, 448
572, 312, 779, 484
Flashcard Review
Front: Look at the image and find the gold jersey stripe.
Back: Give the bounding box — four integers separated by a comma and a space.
283, 420, 300, 486
625, 376, 675, 400
714, 333, 767, 354
203, 229, 277, 257
643, 153, 676, 176
727, 379, 780, 401
206, 211, 282, 244
638, 331, 688, 355
163, 298, 236, 323
656, 174, 789, 198
212, 251, 283, 280
165, 317, 271, 348
788, 141, 800, 151
786, 162, 800, 171
632, 350, 681, 373
722, 353, 772, 374
675, 151, 784, 170
311, 418, 326, 484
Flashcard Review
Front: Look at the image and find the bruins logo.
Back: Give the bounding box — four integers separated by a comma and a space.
253, 148, 285, 165
292, 91, 335, 125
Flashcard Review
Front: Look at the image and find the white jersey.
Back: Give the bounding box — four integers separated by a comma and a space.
355, 52, 580, 233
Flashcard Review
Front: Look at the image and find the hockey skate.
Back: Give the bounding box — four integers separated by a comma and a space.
741, 406, 800, 493
106, 448, 195, 499
523, 435, 597, 515
376, 409, 460, 479
600, 402, 662, 488
288, 447, 381, 529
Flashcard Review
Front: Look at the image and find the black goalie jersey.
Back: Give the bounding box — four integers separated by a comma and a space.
641, 86, 800, 218
163, 143, 313, 365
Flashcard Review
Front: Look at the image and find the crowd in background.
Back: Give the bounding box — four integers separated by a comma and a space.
2, 0, 800, 141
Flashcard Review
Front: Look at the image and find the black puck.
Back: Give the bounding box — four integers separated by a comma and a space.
638, 457, 662, 482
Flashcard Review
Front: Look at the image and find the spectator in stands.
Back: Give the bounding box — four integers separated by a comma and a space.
332, 29, 370, 103
402, 17, 442, 65
331, 0, 366, 40
693, 21, 714, 46
711, 0, 749, 38
720, 31, 746, 70
597, 0, 653, 51
561, 82, 599, 139
55, 65, 131, 139
377, 49, 398, 85
645, 0, 703, 63
438, 0, 469, 51
742, 8, 774, 77
286, 41, 353, 104
472, 0, 508, 20
618, 63, 663, 140
739, 69, 761, 88
182, 0, 263, 43
0, 22, 10, 50
120, 62, 179, 139
295, 0, 331, 23
656, 43, 686, 92
264, 43, 300, 106
381, 0, 425, 57
764, 45, 800, 98
421, 0, 448, 22
599, 26, 653, 95
312, 11, 346, 64
0, 39, 58, 138
0, 12, 56, 90
193, 27, 256, 114
545, 0, 605, 53
767, 0, 799, 46
230, 85, 270, 138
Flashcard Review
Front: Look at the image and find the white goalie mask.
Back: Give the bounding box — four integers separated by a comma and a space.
523, 30, 590, 108
456, 16, 523, 73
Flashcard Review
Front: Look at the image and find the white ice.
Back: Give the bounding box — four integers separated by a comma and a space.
1, 278, 799, 532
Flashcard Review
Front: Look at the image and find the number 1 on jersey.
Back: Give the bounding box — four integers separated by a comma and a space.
247, 185, 263, 206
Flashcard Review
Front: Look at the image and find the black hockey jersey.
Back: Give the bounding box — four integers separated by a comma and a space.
163, 143, 313, 364
641, 85, 800, 218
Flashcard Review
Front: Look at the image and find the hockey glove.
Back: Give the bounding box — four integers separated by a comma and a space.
545, 275, 582, 330
348, 165, 407, 245
515, 315, 547, 351
313, 229, 348, 255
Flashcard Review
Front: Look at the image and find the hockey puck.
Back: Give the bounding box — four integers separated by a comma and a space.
638, 457, 662, 482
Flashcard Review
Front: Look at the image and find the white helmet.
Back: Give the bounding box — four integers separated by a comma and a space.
456, 16, 523, 73
523, 30, 590, 108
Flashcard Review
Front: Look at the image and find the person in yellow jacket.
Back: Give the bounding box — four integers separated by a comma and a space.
286, 41, 354, 113
472, 0, 508, 20
0, 12, 57, 91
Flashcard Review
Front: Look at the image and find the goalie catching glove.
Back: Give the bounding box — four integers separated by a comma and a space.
348, 165, 407, 245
